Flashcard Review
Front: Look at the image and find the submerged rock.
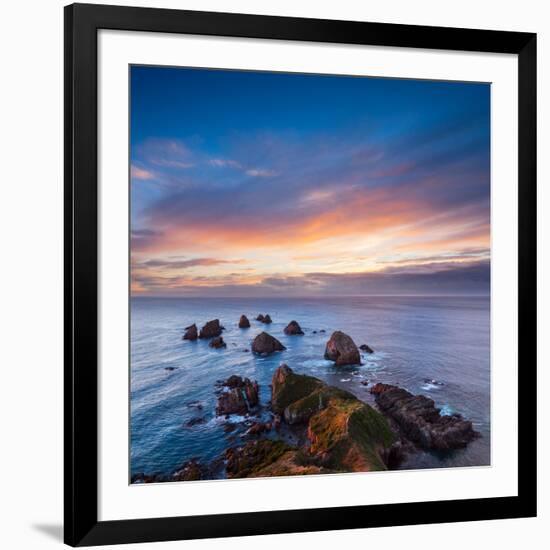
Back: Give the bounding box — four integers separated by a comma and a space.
238, 315, 251, 328
215, 376, 259, 415
209, 336, 227, 349
185, 416, 207, 427
182, 323, 198, 340
324, 331, 361, 366
284, 320, 304, 335
359, 344, 374, 353
251, 332, 286, 355
199, 319, 222, 339
369, 383, 478, 450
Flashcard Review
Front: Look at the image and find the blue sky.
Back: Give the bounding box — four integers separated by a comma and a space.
130, 65, 490, 296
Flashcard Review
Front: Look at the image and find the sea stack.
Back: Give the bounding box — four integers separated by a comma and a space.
359, 344, 374, 353
182, 323, 198, 341
256, 314, 265, 322
324, 331, 361, 366
199, 319, 222, 339
209, 336, 227, 349
284, 320, 304, 335
238, 315, 251, 328
251, 332, 286, 355
262, 314, 273, 324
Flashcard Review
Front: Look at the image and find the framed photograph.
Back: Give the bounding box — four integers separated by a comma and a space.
64, 3, 537, 546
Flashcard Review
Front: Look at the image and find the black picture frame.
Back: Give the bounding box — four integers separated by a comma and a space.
64, 2, 537, 546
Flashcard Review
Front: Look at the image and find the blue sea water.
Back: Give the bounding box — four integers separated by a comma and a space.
130, 296, 490, 478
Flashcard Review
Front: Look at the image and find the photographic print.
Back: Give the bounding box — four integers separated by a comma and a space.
129, 66, 490, 484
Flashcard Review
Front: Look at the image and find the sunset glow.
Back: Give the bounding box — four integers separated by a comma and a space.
130, 67, 490, 296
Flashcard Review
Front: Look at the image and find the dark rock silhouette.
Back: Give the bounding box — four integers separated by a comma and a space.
369, 383, 478, 450
216, 376, 259, 416
359, 344, 374, 353
239, 315, 250, 328
182, 323, 198, 340
199, 319, 222, 339
251, 332, 286, 355
284, 320, 304, 335
209, 336, 227, 349
256, 314, 265, 322
324, 331, 361, 366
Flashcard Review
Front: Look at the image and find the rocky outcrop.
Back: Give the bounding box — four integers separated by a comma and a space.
245, 421, 272, 436
284, 320, 304, 335
262, 314, 272, 324
182, 323, 198, 340
226, 440, 331, 478
251, 332, 286, 355
369, 383, 478, 450
171, 459, 205, 481
271, 364, 324, 417
215, 376, 259, 416
199, 319, 222, 339
359, 344, 374, 353
324, 331, 361, 366
256, 314, 265, 322
238, 315, 250, 328
270, 365, 396, 472
209, 336, 227, 349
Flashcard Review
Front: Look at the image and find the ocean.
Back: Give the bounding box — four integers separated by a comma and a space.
130, 295, 490, 478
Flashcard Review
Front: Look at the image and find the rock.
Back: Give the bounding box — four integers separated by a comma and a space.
256, 314, 265, 322
226, 440, 331, 478
243, 348, 250, 353
271, 364, 324, 416
324, 331, 361, 366
215, 376, 259, 415
185, 416, 207, 427
369, 383, 478, 450
209, 336, 227, 349
199, 319, 222, 339
307, 398, 396, 472
319, 329, 326, 333
245, 421, 271, 436
182, 323, 198, 340
216, 388, 248, 416
164, 366, 176, 371
262, 314, 273, 324
223, 422, 237, 433
359, 344, 374, 353
131, 472, 163, 484
312, 330, 317, 334
284, 320, 304, 335
238, 315, 250, 328
360, 380, 369, 386
171, 459, 204, 481
270, 364, 396, 472
251, 332, 286, 355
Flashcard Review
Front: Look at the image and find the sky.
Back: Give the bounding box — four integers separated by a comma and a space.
130, 65, 490, 297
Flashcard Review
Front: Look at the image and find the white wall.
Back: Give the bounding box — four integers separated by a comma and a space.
0, 0, 547, 548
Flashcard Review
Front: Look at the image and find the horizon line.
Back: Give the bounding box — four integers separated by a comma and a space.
131, 293, 491, 299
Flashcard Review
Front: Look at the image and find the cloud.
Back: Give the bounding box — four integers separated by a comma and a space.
131, 165, 155, 180
209, 158, 242, 169
137, 257, 246, 270
245, 168, 278, 177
